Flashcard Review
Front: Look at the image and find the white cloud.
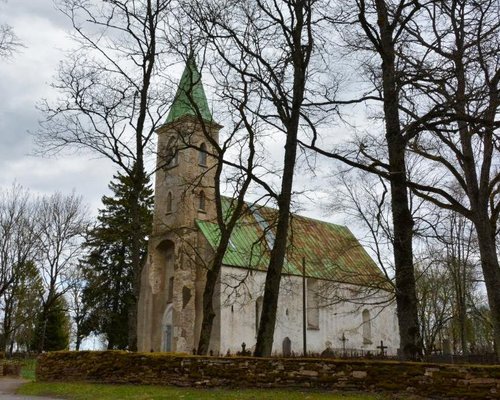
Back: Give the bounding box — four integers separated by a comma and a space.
0, 1, 116, 214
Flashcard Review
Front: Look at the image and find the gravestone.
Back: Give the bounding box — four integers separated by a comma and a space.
442, 339, 452, 355
282, 337, 292, 357
321, 341, 334, 357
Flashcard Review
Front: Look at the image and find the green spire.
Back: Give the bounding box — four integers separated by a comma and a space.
165, 57, 213, 124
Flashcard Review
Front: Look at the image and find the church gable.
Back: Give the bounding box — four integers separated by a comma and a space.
195, 197, 387, 287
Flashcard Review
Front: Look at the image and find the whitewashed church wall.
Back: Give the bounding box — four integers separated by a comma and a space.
218, 266, 400, 356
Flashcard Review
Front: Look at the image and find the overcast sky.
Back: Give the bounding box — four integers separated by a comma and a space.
0, 0, 116, 212
0, 0, 348, 225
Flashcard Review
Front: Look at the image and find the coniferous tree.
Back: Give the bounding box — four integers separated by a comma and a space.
80, 171, 153, 349
31, 297, 70, 352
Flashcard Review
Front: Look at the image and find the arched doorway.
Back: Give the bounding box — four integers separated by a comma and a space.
162, 304, 173, 352
282, 337, 292, 357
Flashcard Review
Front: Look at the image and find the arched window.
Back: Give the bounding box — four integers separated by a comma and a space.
199, 142, 207, 166
307, 279, 320, 330
362, 309, 372, 344
255, 296, 264, 336
166, 192, 173, 213
162, 304, 173, 352
198, 190, 206, 211
165, 137, 178, 168
167, 277, 174, 303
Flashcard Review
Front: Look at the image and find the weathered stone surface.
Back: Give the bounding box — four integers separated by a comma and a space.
467, 378, 497, 385
297, 370, 318, 377
424, 367, 440, 377
352, 370, 367, 379
37, 351, 500, 399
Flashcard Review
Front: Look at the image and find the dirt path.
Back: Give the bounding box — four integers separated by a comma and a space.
0, 377, 60, 400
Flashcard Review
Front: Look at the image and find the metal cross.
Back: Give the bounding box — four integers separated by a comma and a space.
377, 340, 388, 357
339, 333, 348, 356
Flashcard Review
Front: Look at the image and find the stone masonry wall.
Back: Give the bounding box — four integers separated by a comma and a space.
37, 351, 500, 399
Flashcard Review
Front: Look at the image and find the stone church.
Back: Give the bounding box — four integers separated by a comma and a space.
137, 59, 400, 356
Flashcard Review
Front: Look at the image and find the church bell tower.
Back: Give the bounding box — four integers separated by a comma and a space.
137, 57, 222, 353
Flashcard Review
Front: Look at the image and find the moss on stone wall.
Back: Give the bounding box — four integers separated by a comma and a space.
37, 351, 500, 399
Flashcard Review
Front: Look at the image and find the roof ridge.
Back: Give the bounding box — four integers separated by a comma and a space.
219, 195, 347, 230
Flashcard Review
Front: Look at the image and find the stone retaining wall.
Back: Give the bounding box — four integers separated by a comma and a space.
37, 351, 500, 399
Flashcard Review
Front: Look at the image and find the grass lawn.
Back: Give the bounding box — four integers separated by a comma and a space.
18, 382, 389, 400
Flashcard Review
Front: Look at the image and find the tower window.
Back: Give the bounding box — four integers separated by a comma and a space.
198, 190, 206, 211
166, 192, 173, 213
199, 143, 207, 167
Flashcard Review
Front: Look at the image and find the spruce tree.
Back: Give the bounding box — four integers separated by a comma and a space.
81, 170, 153, 349
31, 297, 70, 352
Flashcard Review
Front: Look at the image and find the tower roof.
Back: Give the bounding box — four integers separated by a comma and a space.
165, 58, 213, 124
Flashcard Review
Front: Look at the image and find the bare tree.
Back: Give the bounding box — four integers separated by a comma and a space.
0, 1, 22, 59
297, 0, 425, 359
37, 0, 173, 350
397, 0, 500, 359
188, 0, 335, 356
0, 25, 21, 59
327, 170, 395, 282
1, 260, 43, 356
0, 185, 42, 354
415, 258, 453, 355
0, 186, 87, 353
35, 192, 88, 352
66, 267, 87, 351
438, 211, 479, 355
0, 184, 39, 301
328, 167, 483, 356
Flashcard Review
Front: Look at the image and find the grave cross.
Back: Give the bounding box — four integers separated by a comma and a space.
241, 342, 246, 353
339, 333, 348, 356
377, 340, 387, 357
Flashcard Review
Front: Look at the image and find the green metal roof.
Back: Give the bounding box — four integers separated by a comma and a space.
165, 58, 213, 124
195, 198, 388, 287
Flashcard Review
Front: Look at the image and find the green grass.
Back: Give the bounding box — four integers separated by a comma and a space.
19, 382, 388, 400
20, 358, 37, 380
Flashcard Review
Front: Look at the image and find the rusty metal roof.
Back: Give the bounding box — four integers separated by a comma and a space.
195, 198, 387, 287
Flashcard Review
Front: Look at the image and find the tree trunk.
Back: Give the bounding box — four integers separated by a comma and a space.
473, 215, 500, 359
196, 127, 254, 354
1, 301, 11, 353
456, 266, 468, 355
252, 0, 309, 357
197, 240, 229, 355
75, 333, 81, 351
452, 27, 500, 359
38, 308, 49, 353
389, 139, 421, 360
375, 0, 421, 360
127, 0, 156, 351
127, 164, 145, 351
253, 191, 294, 357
